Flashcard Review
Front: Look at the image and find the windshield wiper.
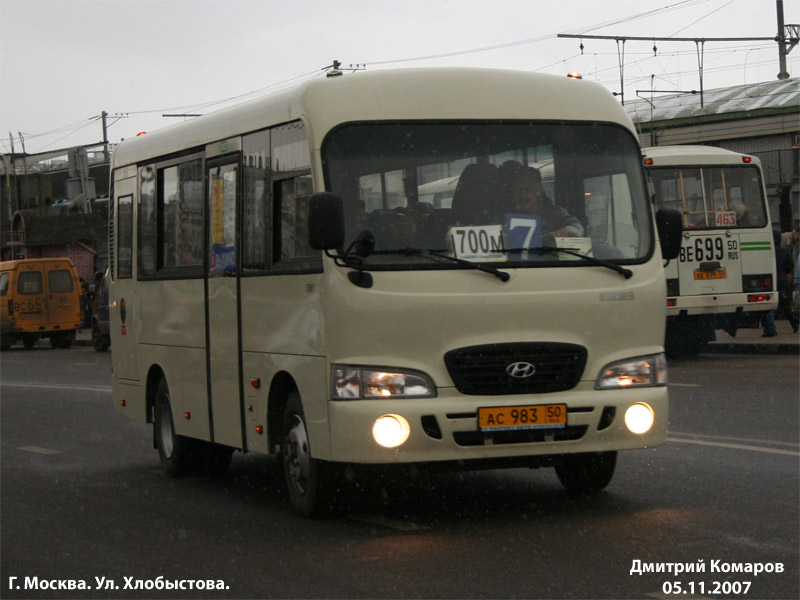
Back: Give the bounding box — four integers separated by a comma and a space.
402, 248, 510, 282
528, 246, 633, 279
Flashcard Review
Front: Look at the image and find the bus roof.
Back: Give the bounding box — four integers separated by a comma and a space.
643, 145, 761, 167
112, 68, 636, 169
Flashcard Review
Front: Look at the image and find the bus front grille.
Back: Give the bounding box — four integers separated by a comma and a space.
444, 342, 587, 396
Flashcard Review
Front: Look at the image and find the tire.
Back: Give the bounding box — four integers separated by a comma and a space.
51, 332, 74, 349
22, 334, 38, 349
555, 451, 617, 493
92, 326, 109, 352
154, 378, 204, 477
281, 391, 336, 517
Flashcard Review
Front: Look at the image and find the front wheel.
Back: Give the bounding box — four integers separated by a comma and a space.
281, 391, 336, 517
555, 451, 617, 493
92, 326, 109, 352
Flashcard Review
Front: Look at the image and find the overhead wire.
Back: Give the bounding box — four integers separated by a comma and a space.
6, 0, 786, 153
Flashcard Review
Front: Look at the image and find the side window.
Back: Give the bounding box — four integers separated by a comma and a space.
118, 194, 133, 278
271, 122, 319, 272
48, 270, 74, 293
138, 165, 157, 276
242, 130, 270, 272
0, 273, 8, 297
159, 158, 204, 274
273, 175, 315, 264
18, 271, 43, 295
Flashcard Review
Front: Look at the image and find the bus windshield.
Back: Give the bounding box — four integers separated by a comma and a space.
649, 165, 768, 230
323, 122, 651, 268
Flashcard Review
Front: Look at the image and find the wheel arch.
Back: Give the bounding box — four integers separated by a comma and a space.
145, 364, 166, 425
267, 371, 299, 453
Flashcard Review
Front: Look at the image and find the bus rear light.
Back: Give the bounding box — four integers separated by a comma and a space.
747, 294, 771, 303
184, 412, 191, 420
742, 274, 773, 293
666, 298, 677, 307
644, 157, 654, 165
742, 156, 752, 163
120, 399, 126, 407
250, 378, 261, 389
255, 425, 264, 435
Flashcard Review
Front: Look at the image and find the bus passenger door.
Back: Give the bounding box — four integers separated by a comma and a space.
111, 173, 139, 382
206, 157, 244, 448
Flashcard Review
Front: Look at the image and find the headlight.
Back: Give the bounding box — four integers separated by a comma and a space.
595, 353, 667, 390
331, 365, 436, 399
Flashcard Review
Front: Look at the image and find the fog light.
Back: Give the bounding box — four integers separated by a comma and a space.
372, 414, 410, 448
625, 403, 654, 434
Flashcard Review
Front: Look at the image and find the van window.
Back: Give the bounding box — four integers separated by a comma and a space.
0, 273, 8, 296
18, 271, 43, 295
49, 270, 75, 293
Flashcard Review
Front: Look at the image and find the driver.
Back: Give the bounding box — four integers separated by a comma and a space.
503, 162, 584, 238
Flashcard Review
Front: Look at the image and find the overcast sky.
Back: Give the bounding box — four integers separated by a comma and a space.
1, 0, 797, 155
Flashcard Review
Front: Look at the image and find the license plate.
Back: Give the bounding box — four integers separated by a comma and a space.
694, 269, 727, 280
478, 403, 567, 432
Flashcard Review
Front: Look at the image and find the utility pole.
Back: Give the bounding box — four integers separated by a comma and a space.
101, 111, 109, 162
7, 132, 16, 216
18, 132, 28, 209
776, 0, 799, 80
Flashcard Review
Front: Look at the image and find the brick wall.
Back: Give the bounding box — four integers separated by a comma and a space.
25, 242, 97, 281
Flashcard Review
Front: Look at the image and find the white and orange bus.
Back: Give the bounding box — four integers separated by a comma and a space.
644, 146, 777, 355
110, 68, 682, 515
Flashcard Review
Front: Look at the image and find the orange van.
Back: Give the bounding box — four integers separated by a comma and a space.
0, 258, 83, 349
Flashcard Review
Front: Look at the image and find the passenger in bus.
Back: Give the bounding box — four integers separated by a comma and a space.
501, 162, 584, 238
732, 201, 750, 226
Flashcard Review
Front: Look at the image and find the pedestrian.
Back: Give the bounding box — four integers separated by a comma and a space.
764, 230, 799, 336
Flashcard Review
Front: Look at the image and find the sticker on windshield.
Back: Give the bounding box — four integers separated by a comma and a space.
554, 237, 594, 259
450, 225, 505, 262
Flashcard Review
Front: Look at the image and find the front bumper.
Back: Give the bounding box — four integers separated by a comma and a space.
327, 384, 667, 464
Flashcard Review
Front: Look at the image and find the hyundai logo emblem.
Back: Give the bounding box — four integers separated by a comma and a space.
506, 361, 536, 378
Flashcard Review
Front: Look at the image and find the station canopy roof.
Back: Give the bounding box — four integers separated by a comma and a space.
625, 77, 800, 127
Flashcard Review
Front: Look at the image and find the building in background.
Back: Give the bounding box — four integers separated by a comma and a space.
626, 78, 799, 233
1, 143, 110, 279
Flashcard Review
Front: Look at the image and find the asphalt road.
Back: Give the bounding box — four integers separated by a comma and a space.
1, 346, 797, 599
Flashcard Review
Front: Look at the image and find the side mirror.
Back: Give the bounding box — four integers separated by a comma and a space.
308, 192, 345, 250
656, 208, 683, 260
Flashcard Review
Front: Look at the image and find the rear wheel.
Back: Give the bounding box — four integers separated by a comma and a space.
281, 391, 336, 516
154, 378, 203, 476
555, 451, 617, 493
22, 334, 38, 349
